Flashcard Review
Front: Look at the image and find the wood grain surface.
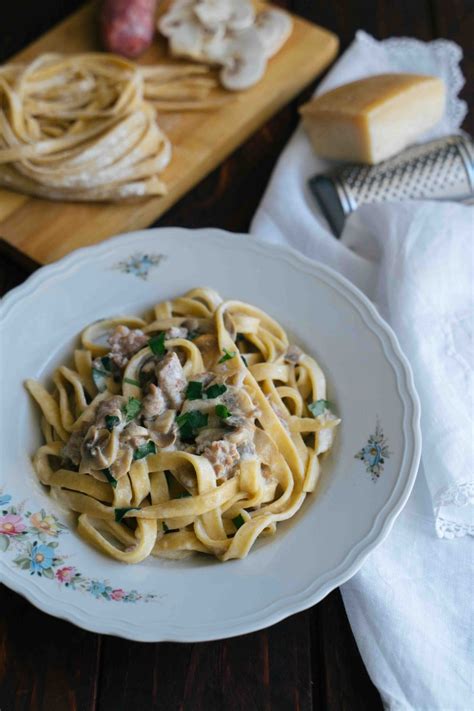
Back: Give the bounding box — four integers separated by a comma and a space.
1, 1, 472, 709
0, 0, 337, 264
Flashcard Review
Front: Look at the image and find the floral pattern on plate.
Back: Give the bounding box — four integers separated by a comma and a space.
0, 494, 156, 603
112, 253, 166, 280
355, 421, 391, 481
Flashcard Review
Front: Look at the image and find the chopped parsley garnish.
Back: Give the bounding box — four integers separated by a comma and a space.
122, 397, 142, 422
176, 410, 208, 429
101, 356, 111, 370
104, 415, 120, 431
114, 507, 140, 523
232, 514, 245, 530
102, 467, 117, 488
186, 381, 203, 400
308, 399, 333, 417
187, 330, 199, 341
218, 349, 236, 364
176, 410, 208, 442
123, 377, 140, 387
133, 441, 157, 460
215, 404, 231, 420
184, 382, 228, 401
204, 383, 226, 399
149, 332, 166, 356
241, 355, 248, 368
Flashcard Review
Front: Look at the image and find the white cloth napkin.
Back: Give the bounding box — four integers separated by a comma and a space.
250, 31, 473, 709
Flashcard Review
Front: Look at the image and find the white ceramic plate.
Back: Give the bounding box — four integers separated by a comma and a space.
0, 228, 421, 641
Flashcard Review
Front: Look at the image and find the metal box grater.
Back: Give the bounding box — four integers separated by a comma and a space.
309, 134, 474, 236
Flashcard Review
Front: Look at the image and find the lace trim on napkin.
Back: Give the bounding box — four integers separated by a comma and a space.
356, 32, 470, 542
434, 482, 474, 539
356, 31, 468, 129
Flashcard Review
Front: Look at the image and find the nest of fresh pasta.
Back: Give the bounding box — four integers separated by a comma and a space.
26, 288, 340, 562
0, 53, 224, 201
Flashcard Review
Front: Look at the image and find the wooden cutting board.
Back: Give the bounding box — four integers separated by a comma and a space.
0, 1, 338, 264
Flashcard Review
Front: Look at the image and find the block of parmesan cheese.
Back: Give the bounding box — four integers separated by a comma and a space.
299, 74, 446, 164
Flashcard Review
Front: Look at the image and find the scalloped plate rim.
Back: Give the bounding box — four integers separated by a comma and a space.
0, 227, 422, 642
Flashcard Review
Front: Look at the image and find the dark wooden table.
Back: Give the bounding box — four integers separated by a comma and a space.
1, 2, 471, 709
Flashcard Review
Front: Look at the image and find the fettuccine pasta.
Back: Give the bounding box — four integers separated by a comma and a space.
26, 288, 340, 562
0, 53, 224, 201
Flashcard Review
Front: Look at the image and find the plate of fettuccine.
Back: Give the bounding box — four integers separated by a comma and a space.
0, 228, 420, 641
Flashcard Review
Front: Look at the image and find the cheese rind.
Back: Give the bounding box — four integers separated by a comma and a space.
300, 74, 446, 164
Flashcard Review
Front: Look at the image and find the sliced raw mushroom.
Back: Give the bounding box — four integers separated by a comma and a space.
158, 0, 195, 37
254, 9, 293, 58
227, 0, 255, 31
219, 28, 267, 91
194, 0, 232, 28
202, 24, 230, 63
158, 0, 285, 90
168, 18, 208, 61
193, 0, 254, 32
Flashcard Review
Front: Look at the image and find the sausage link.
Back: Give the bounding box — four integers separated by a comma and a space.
101, 0, 158, 58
